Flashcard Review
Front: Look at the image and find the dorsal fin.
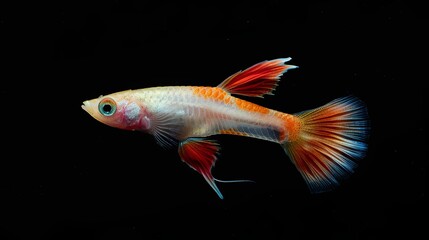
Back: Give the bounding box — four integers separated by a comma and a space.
217, 58, 298, 98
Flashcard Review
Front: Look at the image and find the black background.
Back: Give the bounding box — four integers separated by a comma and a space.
1, 1, 426, 239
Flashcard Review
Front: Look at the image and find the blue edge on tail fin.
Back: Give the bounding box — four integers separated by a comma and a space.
283, 95, 370, 194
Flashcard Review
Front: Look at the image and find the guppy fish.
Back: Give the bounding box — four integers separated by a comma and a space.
82, 58, 369, 199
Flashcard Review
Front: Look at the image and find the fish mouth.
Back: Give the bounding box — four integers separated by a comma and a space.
81, 101, 89, 112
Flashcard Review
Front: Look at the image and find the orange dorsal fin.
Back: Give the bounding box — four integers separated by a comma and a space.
217, 58, 298, 98
178, 138, 223, 199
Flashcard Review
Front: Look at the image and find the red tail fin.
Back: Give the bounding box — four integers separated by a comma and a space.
283, 96, 369, 193
218, 58, 298, 97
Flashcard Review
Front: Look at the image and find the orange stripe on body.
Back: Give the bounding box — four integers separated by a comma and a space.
273, 111, 302, 142
234, 98, 270, 115
192, 87, 231, 104
192, 87, 270, 115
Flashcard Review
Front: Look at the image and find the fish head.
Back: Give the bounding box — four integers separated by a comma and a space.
81, 90, 151, 131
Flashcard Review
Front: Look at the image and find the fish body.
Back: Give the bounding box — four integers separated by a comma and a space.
82, 58, 369, 199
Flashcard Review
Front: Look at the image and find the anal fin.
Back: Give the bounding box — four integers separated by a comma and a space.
178, 138, 223, 199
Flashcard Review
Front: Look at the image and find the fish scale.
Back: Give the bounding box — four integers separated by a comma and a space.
135, 86, 288, 143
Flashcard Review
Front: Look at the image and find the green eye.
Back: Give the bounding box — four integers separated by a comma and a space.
98, 98, 117, 116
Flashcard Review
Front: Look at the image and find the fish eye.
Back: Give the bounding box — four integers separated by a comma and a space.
98, 98, 117, 116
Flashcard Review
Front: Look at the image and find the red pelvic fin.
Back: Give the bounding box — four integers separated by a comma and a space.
178, 138, 223, 199
217, 58, 298, 97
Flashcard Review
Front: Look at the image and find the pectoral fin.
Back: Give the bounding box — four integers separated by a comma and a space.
151, 108, 185, 148
178, 138, 223, 199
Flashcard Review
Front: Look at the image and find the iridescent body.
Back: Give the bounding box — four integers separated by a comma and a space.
82, 58, 369, 199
